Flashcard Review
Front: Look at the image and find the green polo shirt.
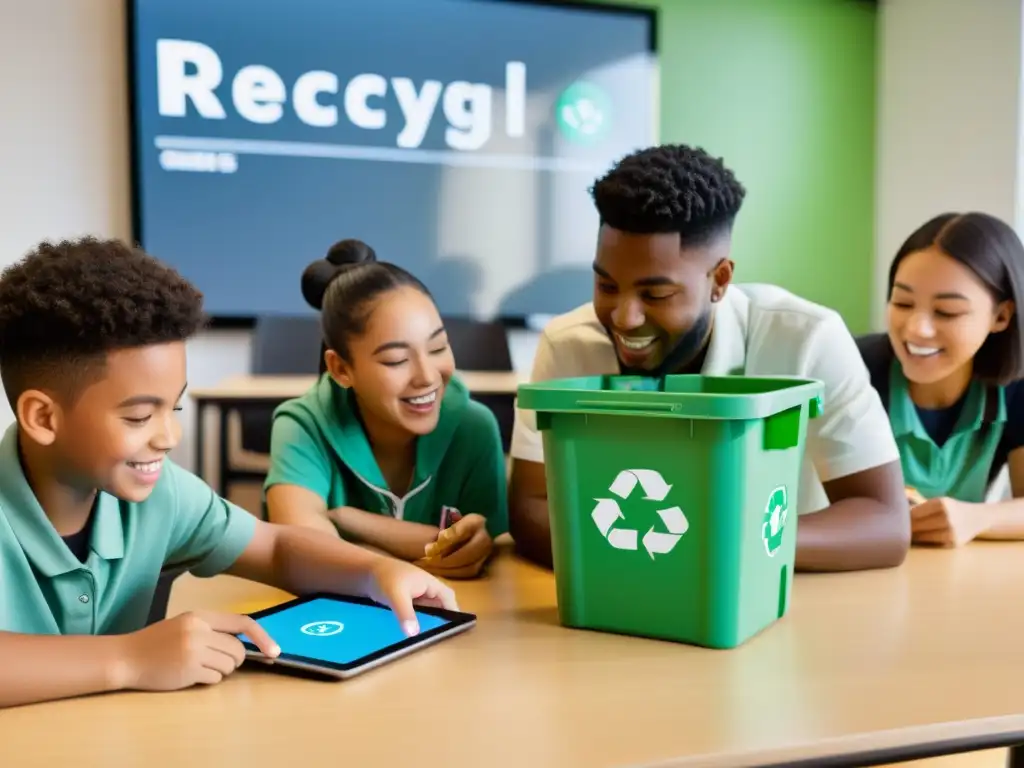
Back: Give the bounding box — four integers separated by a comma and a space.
265, 373, 509, 536
0, 425, 257, 635
888, 363, 1007, 502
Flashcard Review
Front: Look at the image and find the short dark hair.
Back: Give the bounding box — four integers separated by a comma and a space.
301, 239, 431, 362
0, 237, 206, 407
888, 212, 1024, 384
590, 144, 746, 247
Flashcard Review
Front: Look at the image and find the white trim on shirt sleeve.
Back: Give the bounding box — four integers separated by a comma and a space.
802, 315, 901, 483
509, 330, 561, 464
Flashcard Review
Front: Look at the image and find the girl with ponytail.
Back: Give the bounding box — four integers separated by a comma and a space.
264, 239, 507, 578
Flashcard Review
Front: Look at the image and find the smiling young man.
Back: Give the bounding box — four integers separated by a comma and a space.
508, 144, 911, 572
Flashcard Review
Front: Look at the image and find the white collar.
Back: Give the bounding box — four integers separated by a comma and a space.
700, 286, 750, 376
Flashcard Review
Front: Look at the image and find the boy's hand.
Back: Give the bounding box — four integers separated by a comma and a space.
363, 558, 459, 636
117, 611, 280, 691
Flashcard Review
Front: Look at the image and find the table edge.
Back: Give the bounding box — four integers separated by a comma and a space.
650, 715, 1024, 768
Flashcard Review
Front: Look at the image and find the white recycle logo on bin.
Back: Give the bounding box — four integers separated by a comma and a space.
591, 469, 689, 559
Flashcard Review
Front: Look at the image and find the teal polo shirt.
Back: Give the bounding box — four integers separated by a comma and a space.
265, 373, 509, 537
856, 332, 1024, 502
888, 364, 1006, 501
0, 425, 256, 635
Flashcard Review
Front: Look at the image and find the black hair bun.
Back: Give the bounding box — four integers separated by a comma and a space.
301, 239, 377, 310
325, 238, 377, 267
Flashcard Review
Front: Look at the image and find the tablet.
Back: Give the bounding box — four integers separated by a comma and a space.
237, 593, 476, 679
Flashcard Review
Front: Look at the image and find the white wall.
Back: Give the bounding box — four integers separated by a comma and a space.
875, 0, 1024, 501
0, 0, 130, 257
0, 0, 539, 475
874, 0, 1024, 329
0, 0, 131, 428
0, 0, 233, 471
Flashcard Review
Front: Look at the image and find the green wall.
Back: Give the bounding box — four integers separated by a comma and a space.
587, 0, 877, 332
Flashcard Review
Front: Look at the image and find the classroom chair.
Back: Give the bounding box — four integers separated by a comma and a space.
225, 315, 323, 480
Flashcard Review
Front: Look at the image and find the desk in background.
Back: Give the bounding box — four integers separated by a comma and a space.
190, 371, 524, 497
4, 543, 1024, 767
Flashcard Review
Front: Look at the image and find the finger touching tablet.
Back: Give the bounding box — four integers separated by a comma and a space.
237, 593, 476, 679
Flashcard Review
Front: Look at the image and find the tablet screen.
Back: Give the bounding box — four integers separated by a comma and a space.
241, 596, 454, 666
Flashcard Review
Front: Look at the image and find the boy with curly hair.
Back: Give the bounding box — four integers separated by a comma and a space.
0, 237, 457, 708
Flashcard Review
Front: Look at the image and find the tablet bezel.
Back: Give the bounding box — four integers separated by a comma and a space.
238, 592, 477, 679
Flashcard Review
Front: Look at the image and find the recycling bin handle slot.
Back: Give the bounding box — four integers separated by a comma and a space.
809, 394, 824, 419
575, 400, 679, 412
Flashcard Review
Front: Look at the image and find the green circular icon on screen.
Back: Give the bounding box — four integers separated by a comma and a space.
555, 81, 612, 145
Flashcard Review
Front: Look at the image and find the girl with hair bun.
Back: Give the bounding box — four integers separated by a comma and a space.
264, 239, 507, 578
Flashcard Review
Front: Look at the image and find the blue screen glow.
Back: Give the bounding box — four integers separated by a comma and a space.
241, 598, 452, 666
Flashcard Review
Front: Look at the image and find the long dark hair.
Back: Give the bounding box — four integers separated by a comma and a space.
888, 212, 1024, 384
302, 239, 432, 369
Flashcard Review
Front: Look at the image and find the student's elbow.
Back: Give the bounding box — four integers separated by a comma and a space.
508, 459, 554, 567
507, 496, 535, 548
507, 487, 531, 545
263, 486, 296, 525
865, 496, 911, 569
813, 459, 911, 571
508, 460, 544, 526
878, 492, 912, 567
861, 459, 912, 568
264, 484, 338, 538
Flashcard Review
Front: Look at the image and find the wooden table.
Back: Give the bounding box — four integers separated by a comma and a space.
189, 371, 523, 496
4, 544, 1024, 767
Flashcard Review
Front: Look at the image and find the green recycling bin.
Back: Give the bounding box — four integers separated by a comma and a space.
516, 373, 824, 649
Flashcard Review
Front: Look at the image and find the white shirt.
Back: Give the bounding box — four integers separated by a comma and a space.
510, 283, 900, 515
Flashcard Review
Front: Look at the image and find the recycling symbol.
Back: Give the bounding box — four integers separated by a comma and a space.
591, 469, 689, 559
762, 485, 789, 557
